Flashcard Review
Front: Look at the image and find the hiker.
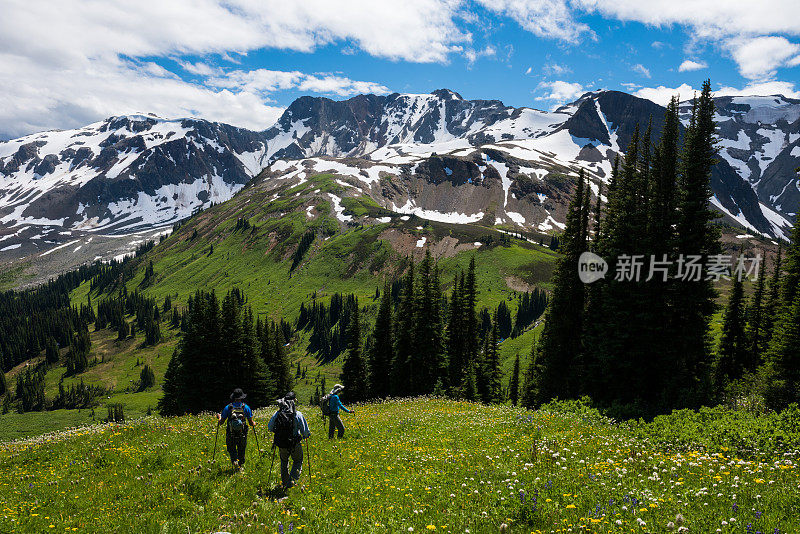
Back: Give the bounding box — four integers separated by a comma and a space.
217, 388, 256, 470
327, 384, 353, 439
268, 391, 311, 488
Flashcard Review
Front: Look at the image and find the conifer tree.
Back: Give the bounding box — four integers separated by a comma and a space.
369, 282, 393, 397
270, 322, 293, 398
745, 256, 768, 366
462, 258, 479, 391
482, 320, 502, 403
447, 274, 466, 391
341, 300, 367, 401
45, 337, 60, 365
779, 216, 800, 313
496, 301, 512, 339
761, 293, 800, 410
158, 348, 183, 415
761, 216, 800, 410
529, 171, 588, 404
0, 370, 6, 396
508, 354, 520, 406
716, 274, 747, 386
392, 261, 415, 394
762, 244, 783, 344
669, 80, 720, 408
411, 250, 445, 393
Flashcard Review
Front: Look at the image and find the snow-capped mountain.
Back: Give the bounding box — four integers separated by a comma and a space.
0, 115, 268, 260
259, 89, 794, 238
1, 89, 797, 273
702, 95, 800, 224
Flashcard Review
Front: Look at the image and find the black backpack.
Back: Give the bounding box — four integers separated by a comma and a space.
227, 404, 248, 437
273, 404, 298, 448
320, 393, 332, 417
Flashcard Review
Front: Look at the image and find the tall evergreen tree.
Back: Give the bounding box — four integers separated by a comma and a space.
762, 244, 783, 345
393, 261, 415, 395
669, 80, 720, 408
411, 250, 445, 393
463, 258, 479, 390
745, 255, 768, 367
482, 320, 502, 403
761, 293, 800, 411
715, 274, 747, 386
529, 171, 588, 404
508, 354, 521, 406
447, 274, 466, 392
341, 300, 367, 401
368, 281, 394, 397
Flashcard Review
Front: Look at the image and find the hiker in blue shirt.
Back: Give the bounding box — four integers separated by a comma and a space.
217, 388, 256, 470
327, 384, 353, 439
268, 391, 311, 488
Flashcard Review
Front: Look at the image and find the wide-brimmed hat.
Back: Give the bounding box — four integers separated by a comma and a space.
331, 384, 345, 394
230, 388, 247, 401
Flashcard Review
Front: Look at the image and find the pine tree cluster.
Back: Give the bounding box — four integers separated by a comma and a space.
158, 288, 293, 415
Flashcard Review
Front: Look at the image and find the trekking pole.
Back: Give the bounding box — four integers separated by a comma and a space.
252, 425, 261, 456
305, 437, 312, 487
211, 423, 220, 461
266, 445, 276, 488
351, 411, 362, 435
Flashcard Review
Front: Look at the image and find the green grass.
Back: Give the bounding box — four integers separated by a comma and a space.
1, 398, 798, 533
0, 262, 33, 291
0, 410, 98, 441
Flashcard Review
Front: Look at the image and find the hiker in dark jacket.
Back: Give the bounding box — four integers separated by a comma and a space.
327, 384, 353, 439
268, 391, 311, 488
217, 388, 256, 470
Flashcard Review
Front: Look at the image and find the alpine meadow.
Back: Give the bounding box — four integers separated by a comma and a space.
2, 3, 800, 533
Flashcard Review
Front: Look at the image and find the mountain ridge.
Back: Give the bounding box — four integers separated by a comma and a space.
1, 88, 797, 277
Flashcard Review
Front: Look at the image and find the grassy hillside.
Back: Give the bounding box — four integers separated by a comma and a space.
1, 398, 798, 533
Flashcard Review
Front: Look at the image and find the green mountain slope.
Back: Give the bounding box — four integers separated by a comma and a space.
1, 168, 558, 438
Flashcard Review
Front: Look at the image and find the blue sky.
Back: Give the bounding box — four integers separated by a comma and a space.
2, 0, 800, 138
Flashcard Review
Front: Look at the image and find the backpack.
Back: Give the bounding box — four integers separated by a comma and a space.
320, 393, 332, 417
227, 404, 248, 437
273, 404, 298, 448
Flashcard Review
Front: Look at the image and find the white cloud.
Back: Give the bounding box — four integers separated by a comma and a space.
717, 80, 800, 99
476, 0, 593, 43
633, 80, 800, 106
208, 70, 304, 93
465, 46, 497, 66
678, 60, 708, 72
208, 69, 390, 97
543, 62, 571, 76
633, 84, 698, 106
178, 61, 224, 77
535, 80, 586, 104
575, 0, 800, 79
725, 36, 800, 79
1, 0, 423, 138
631, 63, 651, 78
297, 75, 391, 96
574, 0, 800, 38
0, 54, 286, 139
